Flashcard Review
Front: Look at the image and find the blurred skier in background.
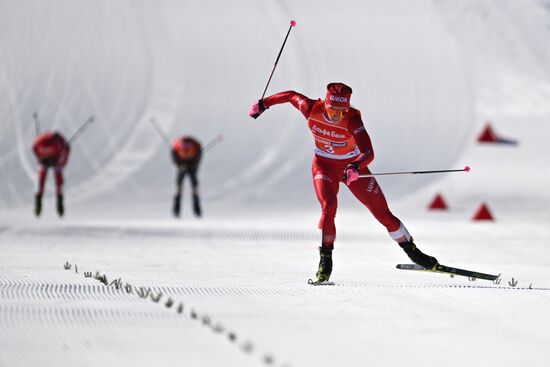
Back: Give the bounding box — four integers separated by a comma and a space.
171, 136, 202, 217
249, 82, 439, 282
32, 131, 70, 217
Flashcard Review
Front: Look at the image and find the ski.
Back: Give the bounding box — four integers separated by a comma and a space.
396, 264, 500, 282
308, 279, 335, 286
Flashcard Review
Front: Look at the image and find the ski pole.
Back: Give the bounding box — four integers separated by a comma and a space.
201, 134, 224, 153
149, 116, 172, 147
32, 111, 41, 136
358, 166, 471, 178
68, 115, 95, 143
259, 20, 297, 100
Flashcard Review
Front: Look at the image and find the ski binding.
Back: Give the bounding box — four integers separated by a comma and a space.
308, 279, 335, 286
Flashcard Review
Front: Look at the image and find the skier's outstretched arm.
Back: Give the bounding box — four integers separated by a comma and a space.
249, 91, 316, 119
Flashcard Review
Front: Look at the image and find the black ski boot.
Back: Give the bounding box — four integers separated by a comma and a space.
316, 245, 333, 282
34, 194, 42, 217
398, 241, 438, 270
56, 194, 64, 217
192, 193, 201, 217
173, 194, 181, 217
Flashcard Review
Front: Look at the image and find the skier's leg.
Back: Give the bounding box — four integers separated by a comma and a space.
37, 166, 47, 196
189, 167, 201, 217
312, 168, 340, 248
54, 167, 64, 196
347, 176, 404, 238
312, 161, 340, 281
34, 166, 47, 216
54, 167, 64, 216
173, 168, 185, 217
347, 176, 438, 269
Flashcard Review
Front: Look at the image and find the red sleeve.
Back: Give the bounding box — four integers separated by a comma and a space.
348, 113, 374, 169
262, 90, 317, 119
32, 135, 45, 157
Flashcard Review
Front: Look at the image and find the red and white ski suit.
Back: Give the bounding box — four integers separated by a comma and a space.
263, 91, 412, 246
32, 132, 70, 196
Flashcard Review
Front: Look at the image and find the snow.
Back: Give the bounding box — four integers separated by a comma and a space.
2, 1, 550, 367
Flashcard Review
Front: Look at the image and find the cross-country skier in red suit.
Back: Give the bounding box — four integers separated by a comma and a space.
32, 131, 70, 217
249, 82, 439, 282
171, 136, 202, 217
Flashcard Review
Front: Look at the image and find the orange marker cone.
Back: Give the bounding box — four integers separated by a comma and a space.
428, 193, 448, 210
472, 203, 495, 221
477, 123, 498, 143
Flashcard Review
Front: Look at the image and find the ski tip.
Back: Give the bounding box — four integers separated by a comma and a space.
464, 165, 471, 172
290, 20, 297, 27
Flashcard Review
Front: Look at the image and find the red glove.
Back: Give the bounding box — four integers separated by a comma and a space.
343, 163, 359, 185
248, 99, 268, 119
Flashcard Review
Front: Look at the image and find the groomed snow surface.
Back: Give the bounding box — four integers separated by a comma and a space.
1, 212, 550, 367
2, 1, 550, 367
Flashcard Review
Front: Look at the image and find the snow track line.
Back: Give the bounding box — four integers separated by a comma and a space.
0, 280, 143, 302
133, 283, 550, 295
0, 224, 368, 243
0, 304, 169, 324
330, 283, 550, 291
57, 264, 292, 367
2, 281, 548, 303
